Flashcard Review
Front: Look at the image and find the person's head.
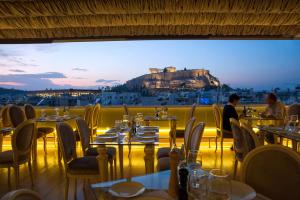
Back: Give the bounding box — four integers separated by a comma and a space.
228, 94, 240, 106
265, 93, 277, 105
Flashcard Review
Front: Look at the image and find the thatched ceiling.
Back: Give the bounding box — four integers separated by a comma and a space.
0, 0, 300, 43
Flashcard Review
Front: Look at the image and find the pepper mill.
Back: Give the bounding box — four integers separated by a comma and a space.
168, 147, 181, 198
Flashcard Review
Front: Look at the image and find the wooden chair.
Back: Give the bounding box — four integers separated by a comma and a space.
0, 120, 35, 188
230, 118, 248, 178
0, 105, 13, 152
0, 189, 42, 200
287, 103, 300, 119
91, 104, 101, 136
56, 122, 100, 200
157, 121, 205, 172
76, 118, 116, 179
188, 122, 205, 151
176, 104, 196, 138
123, 104, 129, 115
240, 122, 261, 150
8, 105, 25, 128
24, 104, 54, 155
241, 145, 300, 200
157, 117, 196, 159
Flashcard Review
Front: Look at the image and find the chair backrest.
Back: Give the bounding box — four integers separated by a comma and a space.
0, 189, 42, 200
8, 105, 25, 128
83, 105, 93, 121
212, 104, 222, 131
24, 104, 36, 120
241, 145, 300, 200
1, 105, 11, 127
183, 117, 196, 152
240, 123, 260, 152
123, 104, 129, 115
287, 103, 300, 119
92, 104, 101, 129
56, 122, 76, 164
230, 118, 247, 159
279, 102, 287, 119
187, 103, 196, 120
189, 122, 205, 151
76, 117, 90, 155
11, 120, 35, 162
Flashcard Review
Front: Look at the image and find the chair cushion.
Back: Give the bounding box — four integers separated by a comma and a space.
85, 147, 116, 159
68, 156, 99, 175
157, 157, 170, 171
157, 147, 171, 159
37, 127, 54, 138
0, 150, 27, 165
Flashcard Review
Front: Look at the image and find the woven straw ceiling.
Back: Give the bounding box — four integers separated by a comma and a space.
0, 0, 300, 43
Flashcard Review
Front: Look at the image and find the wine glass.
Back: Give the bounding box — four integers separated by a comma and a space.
188, 169, 208, 200
41, 109, 46, 118
208, 169, 231, 200
55, 107, 59, 116
187, 150, 202, 170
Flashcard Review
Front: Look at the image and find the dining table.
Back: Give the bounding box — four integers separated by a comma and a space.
241, 115, 284, 127
143, 115, 177, 147
36, 114, 77, 161
90, 126, 160, 181
258, 126, 300, 151
88, 170, 256, 200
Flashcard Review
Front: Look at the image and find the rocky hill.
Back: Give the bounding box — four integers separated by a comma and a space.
126, 67, 220, 91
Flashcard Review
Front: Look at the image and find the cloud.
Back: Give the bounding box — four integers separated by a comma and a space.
72, 67, 87, 72
72, 77, 86, 79
9, 69, 26, 73
0, 48, 39, 68
96, 79, 119, 83
0, 72, 67, 90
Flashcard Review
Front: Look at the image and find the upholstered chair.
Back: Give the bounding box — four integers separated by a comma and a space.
157, 122, 205, 172
241, 145, 300, 200
230, 118, 248, 178
8, 105, 25, 128
157, 117, 196, 159
0, 105, 13, 152
0, 189, 42, 200
24, 104, 54, 155
176, 104, 196, 138
56, 122, 100, 200
212, 104, 232, 155
76, 118, 116, 179
0, 120, 35, 188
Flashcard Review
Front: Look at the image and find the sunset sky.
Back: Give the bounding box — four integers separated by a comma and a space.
0, 40, 299, 91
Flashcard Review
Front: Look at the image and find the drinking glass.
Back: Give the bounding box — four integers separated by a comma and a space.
55, 107, 59, 116
123, 114, 129, 123
41, 109, 46, 118
115, 120, 122, 132
208, 169, 231, 200
187, 150, 202, 170
188, 169, 208, 200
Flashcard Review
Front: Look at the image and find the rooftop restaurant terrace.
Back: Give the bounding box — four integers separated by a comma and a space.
0, 0, 300, 200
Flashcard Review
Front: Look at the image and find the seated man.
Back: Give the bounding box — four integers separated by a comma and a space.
222, 94, 240, 138
262, 93, 286, 144
261, 93, 285, 119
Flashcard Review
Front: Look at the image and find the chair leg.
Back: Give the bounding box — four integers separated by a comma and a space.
208, 138, 211, 148
74, 178, 77, 200
8, 167, 11, 189
233, 159, 238, 179
215, 137, 218, 152
64, 177, 69, 200
13, 165, 19, 189
0, 134, 3, 152
113, 157, 117, 179
220, 137, 223, 157
28, 161, 34, 187
109, 159, 113, 180
43, 136, 47, 154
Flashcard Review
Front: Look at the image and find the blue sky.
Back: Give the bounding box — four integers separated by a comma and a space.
0, 40, 299, 90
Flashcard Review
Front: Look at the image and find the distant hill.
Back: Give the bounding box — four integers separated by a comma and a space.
0, 87, 25, 95
126, 67, 220, 91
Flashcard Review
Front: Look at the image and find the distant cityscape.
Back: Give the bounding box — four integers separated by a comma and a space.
0, 67, 299, 106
